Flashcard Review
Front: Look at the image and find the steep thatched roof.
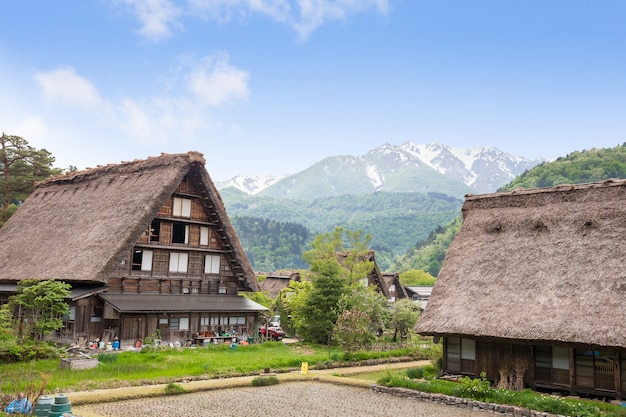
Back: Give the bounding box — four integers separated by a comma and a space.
257, 272, 300, 299
417, 179, 626, 349
0, 151, 259, 291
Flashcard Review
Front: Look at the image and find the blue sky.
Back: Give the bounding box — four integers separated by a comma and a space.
1, 1, 625, 181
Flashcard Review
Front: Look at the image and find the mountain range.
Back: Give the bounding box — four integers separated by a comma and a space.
216, 141, 545, 197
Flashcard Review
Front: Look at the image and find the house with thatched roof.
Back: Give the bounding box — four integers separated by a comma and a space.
417, 180, 626, 399
257, 272, 300, 300
336, 250, 394, 300
382, 272, 409, 302
0, 152, 266, 347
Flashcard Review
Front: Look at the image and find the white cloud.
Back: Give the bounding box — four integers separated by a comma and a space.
116, 0, 183, 41
182, 0, 389, 40
32, 55, 249, 146
187, 55, 250, 107
34, 67, 103, 110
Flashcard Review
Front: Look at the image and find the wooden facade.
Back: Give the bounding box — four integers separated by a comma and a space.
0, 152, 266, 348
443, 337, 626, 399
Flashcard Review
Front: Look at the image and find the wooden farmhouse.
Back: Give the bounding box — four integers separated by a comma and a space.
417, 180, 626, 400
382, 272, 409, 302
0, 152, 267, 347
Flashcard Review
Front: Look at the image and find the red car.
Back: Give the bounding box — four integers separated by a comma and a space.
259, 326, 285, 341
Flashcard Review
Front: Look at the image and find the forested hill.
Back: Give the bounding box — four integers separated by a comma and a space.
222, 189, 463, 272
500, 143, 626, 191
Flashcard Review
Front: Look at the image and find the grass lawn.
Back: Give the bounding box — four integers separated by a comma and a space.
0, 341, 346, 393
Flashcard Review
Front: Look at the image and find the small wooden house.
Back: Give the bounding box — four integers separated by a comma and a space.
382, 273, 409, 302
417, 180, 626, 400
0, 152, 267, 347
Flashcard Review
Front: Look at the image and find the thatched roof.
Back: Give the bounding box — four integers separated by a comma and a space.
257, 272, 300, 299
0, 151, 259, 291
417, 179, 626, 349
382, 273, 409, 300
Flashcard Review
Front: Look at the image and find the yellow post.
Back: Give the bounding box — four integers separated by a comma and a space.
300, 361, 309, 375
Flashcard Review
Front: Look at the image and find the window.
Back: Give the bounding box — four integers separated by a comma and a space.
446, 337, 475, 373
169, 317, 189, 331
150, 219, 160, 242
229, 316, 245, 325
200, 317, 209, 326
172, 223, 189, 244
200, 227, 209, 246
220, 316, 228, 325
173, 197, 192, 218
204, 254, 220, 274
210, 317, 219, 325
132, 249, 153, 271
169, 252, 188, 273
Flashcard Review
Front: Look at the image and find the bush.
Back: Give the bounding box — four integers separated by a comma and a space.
164, 382, 186, 395
251, 376, 279, 387
456, 372, 492, 401
0, 342, 60, 363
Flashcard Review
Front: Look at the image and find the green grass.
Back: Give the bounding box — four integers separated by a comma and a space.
379, 368, 626, 417
0, 342, 343, 393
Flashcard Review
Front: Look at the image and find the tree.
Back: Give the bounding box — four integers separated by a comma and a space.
0, 133, 62, 224
337, 285, 389, 335
386, 298, 421, 342
298, 227, 374, 344
8, 279, 71, 341
333, 306, 374, 353
399, 269, 436, 286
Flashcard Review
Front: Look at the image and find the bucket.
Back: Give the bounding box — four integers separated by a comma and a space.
98, 341, 105, 349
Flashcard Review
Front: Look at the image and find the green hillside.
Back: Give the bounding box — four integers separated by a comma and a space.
500, 143, 626, 191
222, 189, 463, 271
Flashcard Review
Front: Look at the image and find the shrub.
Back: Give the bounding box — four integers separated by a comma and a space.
455, 371, 492, 401
251, 376, 279, 387
164, 382, 186, 395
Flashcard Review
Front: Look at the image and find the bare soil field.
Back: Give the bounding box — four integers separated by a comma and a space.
73, 381, 488, 417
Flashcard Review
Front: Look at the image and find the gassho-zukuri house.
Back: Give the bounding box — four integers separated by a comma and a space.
417, 179, 626, 400
0, 151, 267, 347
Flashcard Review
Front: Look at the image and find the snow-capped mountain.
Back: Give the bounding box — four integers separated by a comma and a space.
375, 142, 543, 193
215, 175, 283, 195
217, 142, 544, 196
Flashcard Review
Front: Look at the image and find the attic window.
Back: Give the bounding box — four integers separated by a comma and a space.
150, 220, 160, 242
204, 254, 220, 274
169, 252, 189, 273
172, 223, 190, 244
132, 249, 153, 271
200, 227, 210, 246
173, 197, 191, 218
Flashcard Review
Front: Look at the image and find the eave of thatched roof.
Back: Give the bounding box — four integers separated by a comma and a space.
416, 179, 626, 349
0, 151, 259, 292
99, 293, 267, 313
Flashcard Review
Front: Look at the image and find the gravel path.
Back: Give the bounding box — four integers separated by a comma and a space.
73, 381, 488, 417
